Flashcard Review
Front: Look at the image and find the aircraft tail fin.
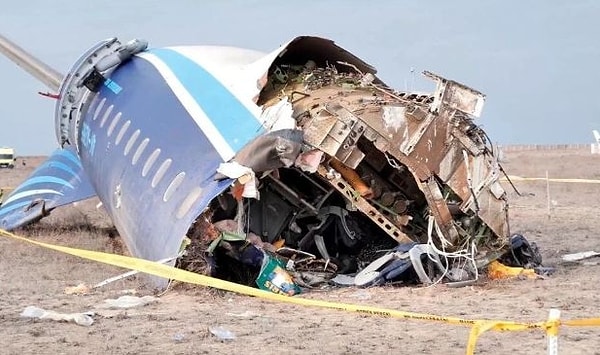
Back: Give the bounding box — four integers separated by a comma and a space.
0, 147, 96, 230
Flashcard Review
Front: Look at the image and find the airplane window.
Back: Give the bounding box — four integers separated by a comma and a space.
132, 138, 149, 165
151, 158, 172, 188
92, 97, 106, 121
115, 120, 130, 145
163, 172, 185, 202
100, 104, 114, 128
107, 112, 122, 136
176, 186, 203, 219
124, 129, 141, 156
142, 148, 161, 177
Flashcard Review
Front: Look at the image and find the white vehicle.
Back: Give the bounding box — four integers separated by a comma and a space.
0, 147, 15, 168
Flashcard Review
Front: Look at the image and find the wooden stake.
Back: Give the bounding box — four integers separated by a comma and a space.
546, 170, 551, 219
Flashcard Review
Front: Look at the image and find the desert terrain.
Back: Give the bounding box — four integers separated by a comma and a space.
1, 148, 600, 355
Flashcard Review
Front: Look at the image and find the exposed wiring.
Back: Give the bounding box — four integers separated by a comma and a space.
384, 151, 479, 286
425, 215, 479, 288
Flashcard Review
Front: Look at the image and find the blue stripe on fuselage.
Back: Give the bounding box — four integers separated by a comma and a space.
149, 48, 264, 152
13, 176, 74, 191
0, 201, 33, 216
78, 56, 236, 263
43, 161, 78, 178
60, 148, 83, 167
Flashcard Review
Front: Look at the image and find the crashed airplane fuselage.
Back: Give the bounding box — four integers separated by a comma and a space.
0, 35, 510, 289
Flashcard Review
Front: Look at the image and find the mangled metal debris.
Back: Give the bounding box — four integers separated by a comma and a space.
179, 50, 531, 292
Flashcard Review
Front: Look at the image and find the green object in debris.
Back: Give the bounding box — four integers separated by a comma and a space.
206, 231, 247, 255
256, 253, 301, 296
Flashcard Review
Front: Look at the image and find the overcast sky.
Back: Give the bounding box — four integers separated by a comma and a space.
1, 1, 599, 155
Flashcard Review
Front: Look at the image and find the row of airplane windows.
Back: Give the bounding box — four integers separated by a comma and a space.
91, 97, 201, 219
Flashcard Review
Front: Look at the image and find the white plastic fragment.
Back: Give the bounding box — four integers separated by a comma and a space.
216, 162, 258, 198
209, 326, 236, 341
330, 274, 356, 286
173, 333, 186, 342
20, 306, 94, 326
226, 310, 259, 318
259, 97, 296, 131
562, 251, 600, 262
96, 295, 158, 309
93, 254, 181, 289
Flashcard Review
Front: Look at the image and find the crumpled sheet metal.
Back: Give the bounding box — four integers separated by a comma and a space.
400, 76, 508, 241
262, 66, 510, 252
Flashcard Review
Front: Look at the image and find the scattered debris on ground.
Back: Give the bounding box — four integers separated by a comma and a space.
96, 295, 158, 309
20, 306, 94, 326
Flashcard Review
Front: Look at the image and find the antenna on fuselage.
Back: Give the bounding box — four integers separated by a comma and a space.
0, 34, 63, 91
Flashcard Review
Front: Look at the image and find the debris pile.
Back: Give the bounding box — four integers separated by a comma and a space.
180, 54, 543, 292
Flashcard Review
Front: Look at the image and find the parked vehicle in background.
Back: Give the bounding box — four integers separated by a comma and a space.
0, 147, 16, 168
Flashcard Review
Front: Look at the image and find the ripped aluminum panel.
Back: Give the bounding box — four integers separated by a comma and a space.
425, 71, 486, 118
261, 63, 510, 258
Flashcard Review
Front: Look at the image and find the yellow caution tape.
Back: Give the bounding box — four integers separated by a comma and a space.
467, 321, 500, 354
0, 229, 543, 328
1, 228, 503, 326
546, 320, 560, 337
502, 176, 600, 184
1, 228, 599, 355
563, 318, 600, 327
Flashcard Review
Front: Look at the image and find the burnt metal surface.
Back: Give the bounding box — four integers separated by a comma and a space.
256, 60, 509, 263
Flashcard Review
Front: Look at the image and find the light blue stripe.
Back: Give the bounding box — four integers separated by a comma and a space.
150, 48, 263, 152
42, 161, 78, 179
0, 200, 33, 217
15, 176, 74, 191
3, 189, 63, 206
59, 148, 82, 167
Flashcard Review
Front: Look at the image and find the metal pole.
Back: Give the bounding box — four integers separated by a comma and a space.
547, 308, 561, 355
0, 34, 63, 91
546, 170, 551, 219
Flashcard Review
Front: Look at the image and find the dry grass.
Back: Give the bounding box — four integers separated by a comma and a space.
1, 149, 600, 354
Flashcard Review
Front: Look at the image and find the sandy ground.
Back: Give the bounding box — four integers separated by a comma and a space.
1, 150, 600, 355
